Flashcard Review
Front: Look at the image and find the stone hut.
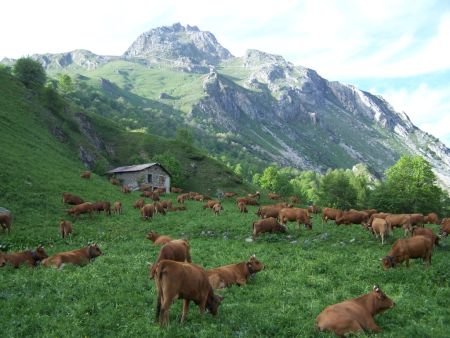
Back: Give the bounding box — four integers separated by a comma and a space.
106, 163, 171, 192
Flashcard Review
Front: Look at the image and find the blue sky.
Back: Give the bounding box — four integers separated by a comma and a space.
1, 0, 449, 146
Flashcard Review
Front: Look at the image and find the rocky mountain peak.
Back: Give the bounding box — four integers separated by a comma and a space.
123, 23, 232, 70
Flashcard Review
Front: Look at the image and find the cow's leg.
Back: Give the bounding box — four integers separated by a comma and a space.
159, 295, 171, 326
236, 278, 247, 286
365, 317, 382, 333
181, 299, 190, 323
334, 319, 363, 336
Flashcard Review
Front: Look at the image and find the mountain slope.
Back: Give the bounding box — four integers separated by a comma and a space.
6, 23, 449, 189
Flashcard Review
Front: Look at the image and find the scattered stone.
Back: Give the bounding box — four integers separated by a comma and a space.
245, 238, 253, 243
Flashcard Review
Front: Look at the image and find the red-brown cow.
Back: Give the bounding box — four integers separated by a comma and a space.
203, 200, 220, 209
141, 204, 156, 221
92, 201, 111, 216
369, 218, 389, 245
153, 202, 166, 215
382, 235, 433, 269
0, 246, 48, 268
147, 230, 172, 245
42, 244, 102, 268
385, 214, 411, 236
252, 217, 287, 239
150, 239, 192, 278
335, 211, 369, 226
424, 212, 439, 224
113, 201, 122, 215
60, 220, 73, 239
256, 203, 290, 219
62, 192, 84, 205
237, 202, 248, 213
0, 211, 12, 233
159, 200, 173, 210
133, 198, 145, 209
177, 193, 189, 204
409, 213, 424, 227
412, 227, 439, 246
67, 202, 93, 218
316, 285, 395, 336
153, 260, 224, 326
121, 185, 131, 194
322, 208, 342, 224
367, 213, 390, 228
207, 255, 264, 289
278, 208, 312, 229
236, 197, 259, 206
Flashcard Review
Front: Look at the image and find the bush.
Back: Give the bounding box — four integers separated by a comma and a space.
13, 57, 46, 89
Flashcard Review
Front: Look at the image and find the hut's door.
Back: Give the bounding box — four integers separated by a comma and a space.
159, 175, 165, 186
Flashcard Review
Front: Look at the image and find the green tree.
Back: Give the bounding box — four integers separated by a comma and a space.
153, 152, 183, 187
371, 156, 444, 214
317, 169, 357, 209
13, 57, 46, 89
291, 170, 320, 203
57, 74, 74, 94
259, 166, 293, 196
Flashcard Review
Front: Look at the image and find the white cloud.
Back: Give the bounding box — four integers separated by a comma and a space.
379, 84, 450, 146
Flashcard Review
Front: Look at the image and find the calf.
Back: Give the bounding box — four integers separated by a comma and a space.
141, 204, 156, 221
382, 235, 433, 269
147, 231, 172, 245
316, 285, 395, 336
150, 239, 192, 278
412, 227, 439, 246
207, 255, 264, 289
60, 220, 73, 239
424, 212, 439, 224
212, 203, 223, 215
278, 208, 312, 229
322, 207, 342, 224
62, 192, 84, 205
0, 246, 48, 268
0, 211, 12, 233
237, 202, 248, 213
67, 202, 93, 218
42, 244, 102, 268
133, 198, 145, 209
153, 260, 224, 326
80, 171, 91, 179
252, 217, 287, 239
113, 201, 122, 215
369, 218, 389, 245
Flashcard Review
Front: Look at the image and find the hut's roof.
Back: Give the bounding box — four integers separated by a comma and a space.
106, 162, 171, 177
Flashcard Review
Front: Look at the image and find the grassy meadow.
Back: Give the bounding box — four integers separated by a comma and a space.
1, 183, 449, 337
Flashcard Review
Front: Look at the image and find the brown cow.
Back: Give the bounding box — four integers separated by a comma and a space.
203, 200, 220, 209
141, 191, 154, 198
256, 204, 289, 219
424, 212, 439, 224
0, 246, 48, 268
440, 218, 450, 237
147, 230, 172, 245
236, 197, 259, 206
316, 285, 395, 336
193, 194, 205, 201
153, 260, 224, 326
60, 220, 73, 239
322, 207, 342, 224
385, 214, 411, 236
0, 211, 12, 233
335, 211, 369, 226
237, 202, 248, 213
113, 201, 122, 215
153, 202, 166, 215
121, 185, 131, 194
133, 198, 145, 209
369, 218, 389, 245
67, 202, 93, 218
212, 203, 223, 215
362, 209, 378, 216
412, 227, 439, 246
367, 213, 390, 228
110, 178, 120, 185
150, 239, 192, 278
382, 235, 433, 269
42, 244, 102, 268
268, 193, 281, 200
278, 208, 312, 229
159, 200, 173, 210
80, 171, 91, 179
154, 187, 166, 195
170, 187, 183, 193
177, 193, 189, 204
152, 192, 160, 202
207, 255, 264, 289
409, 213, 424, 227
224, 192, 236, 198
62, 192, 84, 205
141, 204, 156, 221
92, 201, 111, 216
248, 191, 260, 199
252, 217, 287, 239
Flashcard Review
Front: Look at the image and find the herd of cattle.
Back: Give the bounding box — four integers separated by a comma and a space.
1, 173, 449, 336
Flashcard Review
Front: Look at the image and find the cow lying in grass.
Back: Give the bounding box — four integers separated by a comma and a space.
0, 246, 48, 268
316, 285, 395, 336
153, 260, 224, 326
252, 217, 287, 239
67, 202, 93, 218
207, 255, 264, 289
42, 244, 102, 268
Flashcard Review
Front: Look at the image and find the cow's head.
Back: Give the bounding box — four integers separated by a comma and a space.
0, 254, 6, 267
382, 255, 396, 269
247, 254, 264, 274
146, 231, 157, 241
88, 243, 102, 259
372, 285, 395, 313
206, 293, 224, 316
35, 246, 49, 261
277, 223, 288, 233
